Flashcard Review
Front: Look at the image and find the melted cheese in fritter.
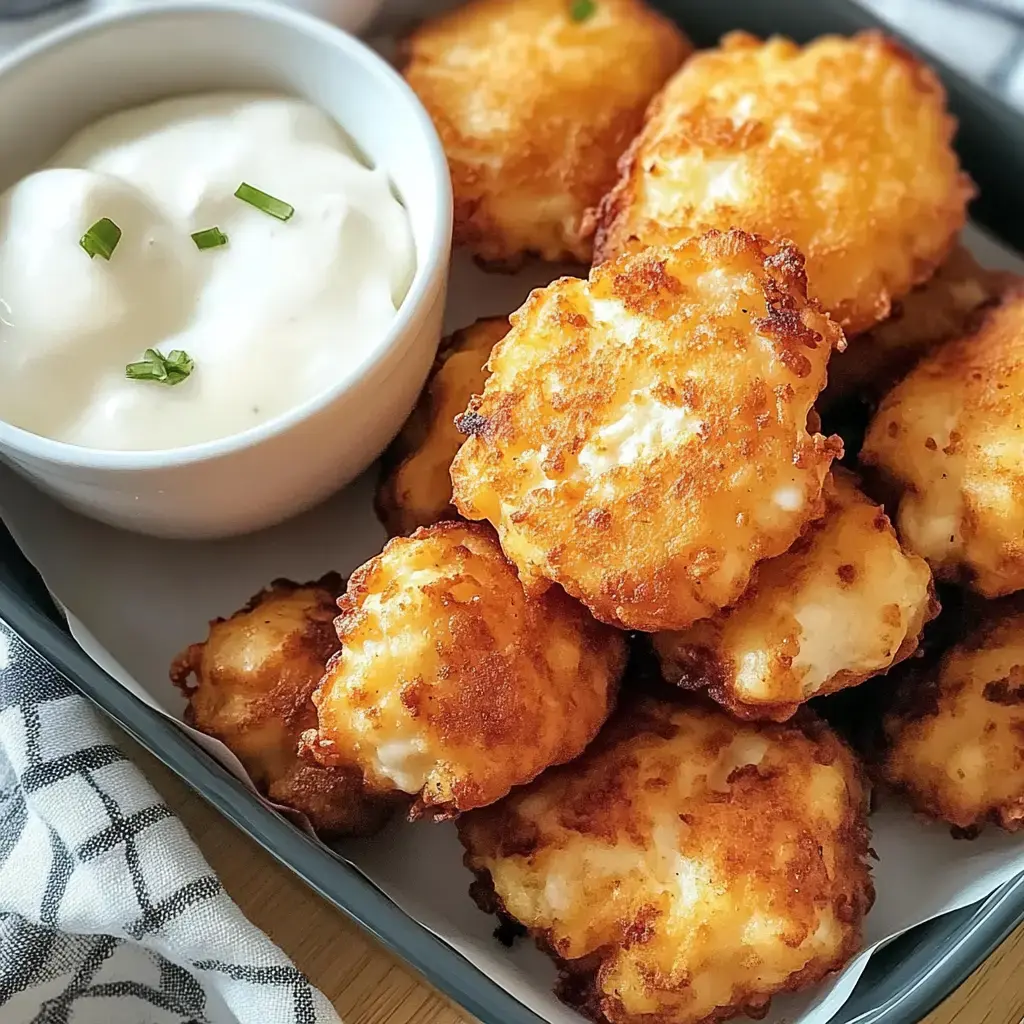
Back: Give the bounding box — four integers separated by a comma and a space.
403, 0, 691, 264
593, 30, 971, 335
654, 470, 936, 719
459, 699, 873, 1024
170, 577, 402, 837
883, 607, 1024, 832
451, 230, 843, 632
862, 286, 1024, 597
302, 522, 625, 818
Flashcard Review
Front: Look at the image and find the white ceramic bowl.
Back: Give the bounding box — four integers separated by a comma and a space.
0, 0, 452, 538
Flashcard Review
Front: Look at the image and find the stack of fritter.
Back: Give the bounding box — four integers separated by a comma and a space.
173, 4, 1024, 1023
861, 286, 1024, 835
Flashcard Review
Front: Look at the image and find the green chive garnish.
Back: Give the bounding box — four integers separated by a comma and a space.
569, 0, 596, 21
191, 226, 229, 250
125, 348, 195, 386
234, 182, 294, 221
80, 218, 121, 260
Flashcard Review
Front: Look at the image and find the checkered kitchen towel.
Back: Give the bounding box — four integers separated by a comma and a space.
0, 621, 340, 1024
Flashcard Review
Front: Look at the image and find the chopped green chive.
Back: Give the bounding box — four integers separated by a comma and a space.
569, 0, 596, 21
191, 226, 229, 250
234, 182, 294, 221
125, 348, 195, 386
79, 217, 121, 260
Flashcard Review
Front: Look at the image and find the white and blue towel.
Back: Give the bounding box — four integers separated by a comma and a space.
0, 622, 340, 1024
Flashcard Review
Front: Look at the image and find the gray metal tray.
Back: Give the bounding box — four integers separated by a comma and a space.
3, 0, 1024, 1020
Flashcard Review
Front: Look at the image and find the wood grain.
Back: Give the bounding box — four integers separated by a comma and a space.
129, 735, 1023, 1024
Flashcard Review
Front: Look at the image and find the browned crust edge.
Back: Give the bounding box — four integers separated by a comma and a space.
459, 705, 874, 1024
374, 317, 510, 537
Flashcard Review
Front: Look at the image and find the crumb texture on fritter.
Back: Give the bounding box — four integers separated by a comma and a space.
654, 469, 936, 721
302, 522, 625, 818
459, 698, 873, 1024
862, 285, 1024, 597
882, 605, 1024, 832
376, 317, 509, 536
450, 230, 844, 632
823, 246, 1009, 405
594, 30, 971, 334
403, 0, 691, 264
170, 576, 402, 836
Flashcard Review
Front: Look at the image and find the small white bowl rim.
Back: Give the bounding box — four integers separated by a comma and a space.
0, 0, 453, 470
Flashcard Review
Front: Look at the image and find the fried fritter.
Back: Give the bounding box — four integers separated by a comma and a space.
376, 317, 509, 537
654, 470, 937, 721
170, 577, 402, 837
593, 31, 972, 335
403, 0, 691, 265
881, 604, 1024, 833
459, 698, 874, 1024
450, 230, 844, 632
823, 247, 1009, 405
861, 284, 1024, 597
300, 522, 625, 819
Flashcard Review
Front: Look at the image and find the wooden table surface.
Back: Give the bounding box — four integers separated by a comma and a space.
130, 737, 1023, 1024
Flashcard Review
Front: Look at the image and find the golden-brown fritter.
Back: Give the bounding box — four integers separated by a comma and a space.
459, 698, 874, 1024
823, 247, 1009, 405
593, 31, 972, 335
654, 469, 937, 721
861, 284, 1024, 597
300, 522, 625, 819
403, 0, 691, 265
376, 317, 509, 536
170, 577, 402, 837
450, 230, 844, 632
881, 604, 1024, 833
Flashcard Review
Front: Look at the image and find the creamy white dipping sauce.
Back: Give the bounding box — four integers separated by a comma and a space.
0, 93, 415, 450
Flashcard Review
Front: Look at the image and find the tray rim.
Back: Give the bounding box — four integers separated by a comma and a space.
4, 0, 1024, 1019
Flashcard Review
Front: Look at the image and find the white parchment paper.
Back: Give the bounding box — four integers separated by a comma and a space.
2, 230, 1024, 1024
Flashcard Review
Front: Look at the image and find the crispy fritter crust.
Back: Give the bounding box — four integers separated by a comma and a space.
654, 469, 937, 721
301, 522, 625, 819
170, 577, 402, 837
403, 0, 691, 265
861, 283, 1024, 597
593, 31, 972, 335
459, 698, 874, 1024
376, 317, 509, 537
450, 230, 844, 632
823, 246, 1011, 405
881, 604, 1024, 832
